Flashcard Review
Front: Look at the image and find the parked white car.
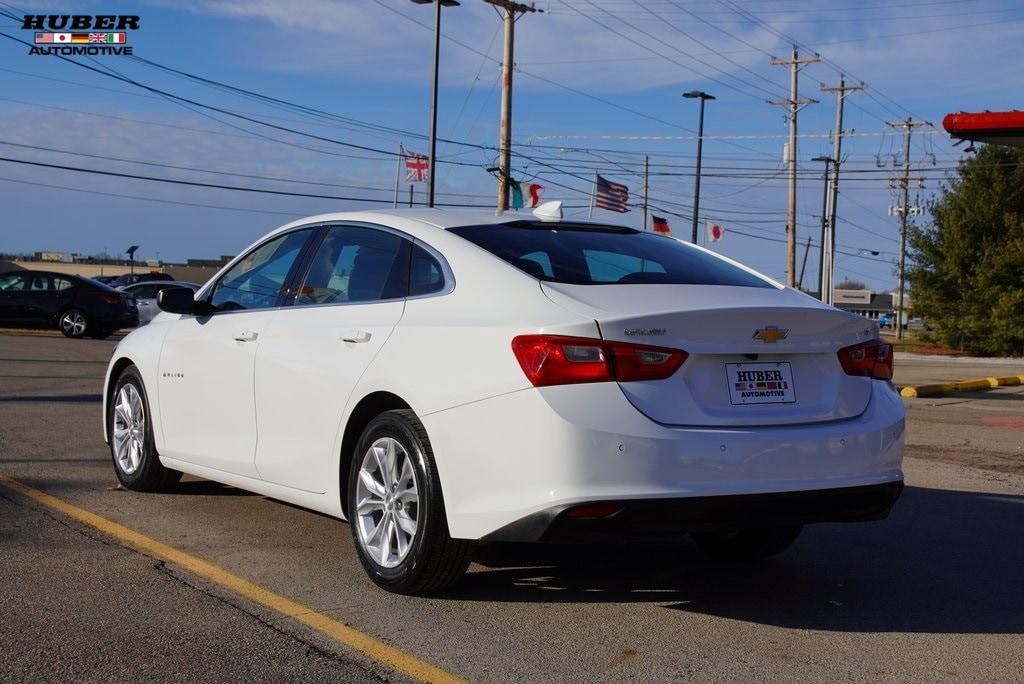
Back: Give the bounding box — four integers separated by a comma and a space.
103, 209, 904, 594
121, 281, 201, 325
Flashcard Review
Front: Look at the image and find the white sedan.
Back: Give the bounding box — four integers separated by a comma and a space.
102, 208, 904, 594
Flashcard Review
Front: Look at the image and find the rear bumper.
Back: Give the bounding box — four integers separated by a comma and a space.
483, 480, 904, 543
423, 379, 905, 540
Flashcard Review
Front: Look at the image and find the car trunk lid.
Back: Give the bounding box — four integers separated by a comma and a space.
541, 282, 879, 427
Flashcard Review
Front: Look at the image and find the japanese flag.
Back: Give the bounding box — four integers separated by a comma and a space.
706, 219, 724, 243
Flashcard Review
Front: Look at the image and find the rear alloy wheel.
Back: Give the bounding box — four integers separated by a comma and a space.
109, 365, 182, 491
348, 409, 473, 594
692, 526, 803, 562
59, 309, 88, 338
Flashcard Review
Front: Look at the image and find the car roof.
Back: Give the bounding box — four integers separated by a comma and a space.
260, 208, 519, 237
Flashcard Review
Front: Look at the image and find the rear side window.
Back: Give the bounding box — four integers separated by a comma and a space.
410, 244, 446, 296
298, 226, 407, 305
449, 222, 772, 288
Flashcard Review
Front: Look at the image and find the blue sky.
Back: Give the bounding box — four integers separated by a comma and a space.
2, 0, 1023, 290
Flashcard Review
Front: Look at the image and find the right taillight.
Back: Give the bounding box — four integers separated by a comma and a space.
837, 338, 893, 380
511, 335, 687, 387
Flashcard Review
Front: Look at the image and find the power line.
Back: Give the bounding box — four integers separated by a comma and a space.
561, 0, 785, 101
0, 154, 496, 206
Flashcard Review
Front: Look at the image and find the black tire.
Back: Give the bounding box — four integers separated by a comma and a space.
692, 525, 803, 562
347, 409, 473, 595
108, 365, 182, 492
58, 308, 89, 338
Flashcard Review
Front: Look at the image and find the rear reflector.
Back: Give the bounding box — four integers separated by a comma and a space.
511, 335, 687, 387
837, 338, 893, 380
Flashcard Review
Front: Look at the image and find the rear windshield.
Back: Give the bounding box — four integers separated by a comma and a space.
448, 222, 773, 288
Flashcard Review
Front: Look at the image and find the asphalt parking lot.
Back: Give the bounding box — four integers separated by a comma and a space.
2, 331, 1023, 682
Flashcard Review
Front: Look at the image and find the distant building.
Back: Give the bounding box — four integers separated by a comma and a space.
831, 289, 912, 322
34, 251, 78, 263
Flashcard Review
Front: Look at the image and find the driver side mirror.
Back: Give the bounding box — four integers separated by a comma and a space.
157, 286, 211, 316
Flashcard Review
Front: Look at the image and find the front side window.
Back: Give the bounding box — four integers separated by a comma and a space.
130, 283, 163, 299
298, 226, 406, 305
0, 274, 26, 291
449, 222, 773, 288
211, 228, 314, 311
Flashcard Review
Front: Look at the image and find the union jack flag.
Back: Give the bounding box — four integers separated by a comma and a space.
88, 33, 108, 42
404, 152, 428, 183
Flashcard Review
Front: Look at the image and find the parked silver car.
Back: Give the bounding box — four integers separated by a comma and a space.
121, 281, 201, 325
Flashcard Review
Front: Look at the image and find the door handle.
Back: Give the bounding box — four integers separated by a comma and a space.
234, 330, 259, 342
341, 329, 372, 344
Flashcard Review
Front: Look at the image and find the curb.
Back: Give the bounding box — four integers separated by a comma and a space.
900, 375, 1024, 398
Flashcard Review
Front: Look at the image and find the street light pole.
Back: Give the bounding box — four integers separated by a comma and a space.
412, 0, 460, 208
811, 156, 834, 302
683, 91, 714, 244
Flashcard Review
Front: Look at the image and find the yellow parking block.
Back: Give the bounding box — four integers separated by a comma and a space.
900, 384, 953, 398
902, 374, 1024, 398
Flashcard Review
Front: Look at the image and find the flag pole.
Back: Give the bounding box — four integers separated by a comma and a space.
642, 155, 649, 230
589, 171, 597, 219
393, 143, 403, 208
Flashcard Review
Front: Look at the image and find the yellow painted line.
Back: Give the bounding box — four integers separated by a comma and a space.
0, 473, 463, 684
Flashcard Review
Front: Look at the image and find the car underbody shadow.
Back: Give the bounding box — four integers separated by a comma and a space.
445, 486, 1024, 635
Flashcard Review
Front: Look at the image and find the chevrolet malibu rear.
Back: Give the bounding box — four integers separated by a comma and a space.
426, 221, 904, 556
103, 210, 903, 595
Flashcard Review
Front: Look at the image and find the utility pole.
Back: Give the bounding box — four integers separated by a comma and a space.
888, 118, 931, 340
683, 90, 714, 244
771, 47, 819, 287
642, 155, 649, 230
811, 155, 834, 301
819, 76, 863, 304
485, 0, 540, 211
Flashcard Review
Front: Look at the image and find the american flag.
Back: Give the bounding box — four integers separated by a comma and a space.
594, 174, 629, 213
404, 152, 428, 183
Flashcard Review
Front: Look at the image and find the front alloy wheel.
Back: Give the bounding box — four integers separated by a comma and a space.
112, 383, 146, 475
354, 437, 420, 568
108, 365, 182, 491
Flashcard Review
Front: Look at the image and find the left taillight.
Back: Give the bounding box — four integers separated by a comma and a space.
511, 335, 687, 387
837, 338, 893, 380
102, 294, 124, 304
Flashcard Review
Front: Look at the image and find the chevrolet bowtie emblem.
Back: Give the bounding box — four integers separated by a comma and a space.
752, 326, 789, 343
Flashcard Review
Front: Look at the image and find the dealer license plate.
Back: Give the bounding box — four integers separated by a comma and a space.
726, 362, 796, 405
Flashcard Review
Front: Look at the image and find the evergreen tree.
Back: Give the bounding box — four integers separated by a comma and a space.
908, 144, 1024, 356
